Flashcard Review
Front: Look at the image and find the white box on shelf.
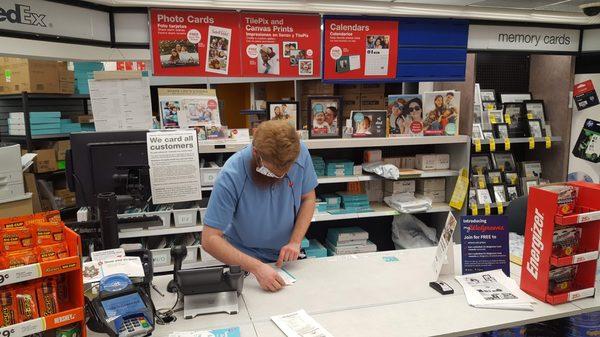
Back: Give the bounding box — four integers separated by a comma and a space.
416, 178, 446, 192
199, 208, 207, 223
383, 157, 401, 168
152, 248, 171, 267
400, 156, 416, 169
183, 245, 200, 264
415, 154, 437, 170
173, 207, 199, 227
436, 154, 450, 170
200, 161, 221, 186
384, 180, 416, 194
416, 191, 446, 203
145, 210, 172, 228
353, 165, 362, 176
365, 180, 383, 202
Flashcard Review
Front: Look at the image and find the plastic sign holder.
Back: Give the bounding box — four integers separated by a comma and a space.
520, 182, 600, 305
431, 213, 457, 295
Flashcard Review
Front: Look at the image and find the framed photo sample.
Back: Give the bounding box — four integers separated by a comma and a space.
471, 174, 486, 188
521, 177, 539, 196
491, 184, 508, 203
506, 185, 520, 201
307, 96, 343, 139
527, 118, 544, 138
476, 188, 493, 205
503, 172, 520, 186
469, 189, 477, 206
351, 110, 387, 138
481, 109, 503, 131
503, 103, 526, 137
471, 154, 492, 173
491, 152, 517, 172
492, 123, 510, 139
483, 131, 494, 140
500, 93, 532, 104
523, 100, 546, 125
486, 170, 503, 185
472, 123, 484, 140
521, 161, 542, 179
267, 101, 298, 130
480, 89, 496, 103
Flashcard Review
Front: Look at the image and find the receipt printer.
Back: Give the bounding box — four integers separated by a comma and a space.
176, 266, 245, 318
89, 274, 155, 337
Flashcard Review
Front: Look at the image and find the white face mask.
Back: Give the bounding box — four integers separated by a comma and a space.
256, 154, 285, 179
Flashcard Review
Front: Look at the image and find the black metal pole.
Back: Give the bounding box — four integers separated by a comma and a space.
97, 192, 119, 249
22, 92, 32, 151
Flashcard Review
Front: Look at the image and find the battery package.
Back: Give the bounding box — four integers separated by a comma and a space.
539, 185, 578, 215
0, 287, 18, 327
552, 227, 582, 257
549, 265, 578, 294
15, 283, 39, 322
1, 227, 34, 252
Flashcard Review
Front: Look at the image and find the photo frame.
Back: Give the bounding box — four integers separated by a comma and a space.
471, 174, 486, 188
480, 89, 496, 103
523, 100, 547, 125
476, 188, 493, 205
472, 123, 484, 140
351, 110, 388, 138
486, 170, 503, 185
527, 119, 544, 138
506, 185, 520, 201
483, 131, 494, 140
491, 184, 508, 203
500, 93, 532, 104
521, 177, 539, 196
503, 103, 526, 137
482, 109, 503, 131
491, 152, 517, 172
492, 123, 510, 139
307, 96, 343, 139
503, 172, 520, 186
469, 189, 477, 206
267, 101, 299, 130
521, 161, 542, 179
471, 154, 492, 173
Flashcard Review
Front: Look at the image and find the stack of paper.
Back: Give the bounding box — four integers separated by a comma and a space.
455, 269, 535, 311
272, 310, 333, 337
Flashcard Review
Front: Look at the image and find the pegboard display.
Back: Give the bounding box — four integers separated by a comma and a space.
476, 53, 530, 95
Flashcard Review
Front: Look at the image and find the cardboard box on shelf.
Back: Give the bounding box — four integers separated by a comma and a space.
342, 93, 361, 117
416, 191, 446, 203
53, 140, 70, 161
57, 66, 75, 82
416, 178, 446, 192
0, 194, 33, 218
302, 81, 334, 95
337, 84, 362, 95
71, 115, 94, 123
59, 81, 75, 94
360, 93, 386, 110
385, 180, 416, 194
23, 173, 42, 212
360, 83, 385, 94
0, 58, 60, 94
33, 149, 58, 173
415, 154, 437, 170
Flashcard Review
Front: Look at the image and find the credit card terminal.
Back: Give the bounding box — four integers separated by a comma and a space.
117, 314, 153, 337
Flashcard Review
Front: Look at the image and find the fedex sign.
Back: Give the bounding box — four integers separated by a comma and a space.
0, 4, 47, 27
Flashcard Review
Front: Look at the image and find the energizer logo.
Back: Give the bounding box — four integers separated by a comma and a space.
526, 208, 545, 280
0, 4, 47, 27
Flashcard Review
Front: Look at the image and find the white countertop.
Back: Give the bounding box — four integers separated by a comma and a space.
87, 246, 598, 337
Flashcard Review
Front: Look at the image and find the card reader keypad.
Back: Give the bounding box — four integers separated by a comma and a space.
117, 316, 152, 337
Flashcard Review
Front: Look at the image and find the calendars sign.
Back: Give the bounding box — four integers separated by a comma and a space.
240, 13, 321, 77
150, 9, 242, 77
323, 18, 398, 80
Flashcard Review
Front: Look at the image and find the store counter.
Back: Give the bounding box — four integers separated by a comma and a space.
86, 246, 598, 337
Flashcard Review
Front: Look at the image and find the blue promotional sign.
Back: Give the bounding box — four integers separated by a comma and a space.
460, 215, 510, 276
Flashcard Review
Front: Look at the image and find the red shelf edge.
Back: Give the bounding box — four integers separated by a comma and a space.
0, 307, 84, 337
0, 256, 81, 288
550, 250, 600, 267
545, 287, 596, 305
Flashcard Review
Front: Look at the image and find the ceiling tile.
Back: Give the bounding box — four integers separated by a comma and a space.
468, 0, 562, 10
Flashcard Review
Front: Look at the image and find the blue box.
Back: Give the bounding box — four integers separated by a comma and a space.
81, 124, 95, 132
337, 192, 369, 202
301, 237, 310, 248
305, 239, 327, 258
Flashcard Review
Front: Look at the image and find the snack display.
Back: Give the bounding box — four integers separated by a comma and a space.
36, 278, 59, 316
6, 249, 38, 268
552, 227, 582, 257
1, 227, 34, 252
0, 288, 17, 327
37, 243, 69, 262
548, 265, 578, 294
15, 283, 39, 322
34, 222, 64, 246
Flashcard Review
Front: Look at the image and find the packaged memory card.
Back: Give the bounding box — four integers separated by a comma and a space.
572, 119, 600, 163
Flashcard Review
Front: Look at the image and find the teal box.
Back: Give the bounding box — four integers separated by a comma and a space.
320, 194, 342, 206
336, 192, 369, 202
30, 128, 62, 135
305, 239, 327, 258
343, 200, 371, 208
31, 111, 61, 118
301, 238, 310, 248
81, 124, 95, 131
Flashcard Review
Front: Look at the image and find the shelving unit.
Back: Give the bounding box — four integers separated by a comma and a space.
119, 225, 203, 239
0, 92, 91, 151
473, 136, 562, 146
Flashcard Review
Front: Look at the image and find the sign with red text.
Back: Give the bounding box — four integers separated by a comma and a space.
150, 9, 242, 77
323, 18, 398, 80
241, 13, 321, 78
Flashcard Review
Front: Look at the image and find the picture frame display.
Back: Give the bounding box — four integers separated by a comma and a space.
486, 170, 503, 185
476, 188, 493, 205
503, 172, 520, 186
351, 110, 388, 138
480, 89, 496, 103
521, 177, 539, 196
307, 96, 343, 139
523, 100, 546, 125
483, 131, 494, 140
472, 123, 484, 140
506, 185, 520, 201
492, 184, 508, 203
503, 103, 526, 137
267, 101, 298, 130
500, 93, 532, 104
491, 152, 517, 172
471, 154, 492, 173
521, 161, 542, 179
492, 123, 510, 139
527, 119, 544, 138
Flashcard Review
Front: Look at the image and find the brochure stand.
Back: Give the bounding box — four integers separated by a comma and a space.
430, 213, 457, 295
520, 181, 600, 305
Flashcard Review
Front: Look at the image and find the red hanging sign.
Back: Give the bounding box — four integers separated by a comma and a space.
240, 13, 321, 78
323, 18, 398, 80
150, 9, 242, 77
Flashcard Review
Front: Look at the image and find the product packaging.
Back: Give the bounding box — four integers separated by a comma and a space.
36, 277, 59, 316
0, 287, 17, 327
415, 154, 437, 170
539, 185, 578, 215
37, 243, 69, 262
435, 154, 450, 170
6, 249, 38, 268
1, 227, 34, 252
34, 222, 64, 245
552, 227, 582, 257
15, 283, 39, 322
548, 265, 578, 294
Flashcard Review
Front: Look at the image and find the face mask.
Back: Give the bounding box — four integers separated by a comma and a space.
256, 154, 285, 179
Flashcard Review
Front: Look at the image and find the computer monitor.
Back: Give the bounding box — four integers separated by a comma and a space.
67, 131, 149, 207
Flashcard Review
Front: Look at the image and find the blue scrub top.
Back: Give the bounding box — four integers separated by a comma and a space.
203, 142, 318, 262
